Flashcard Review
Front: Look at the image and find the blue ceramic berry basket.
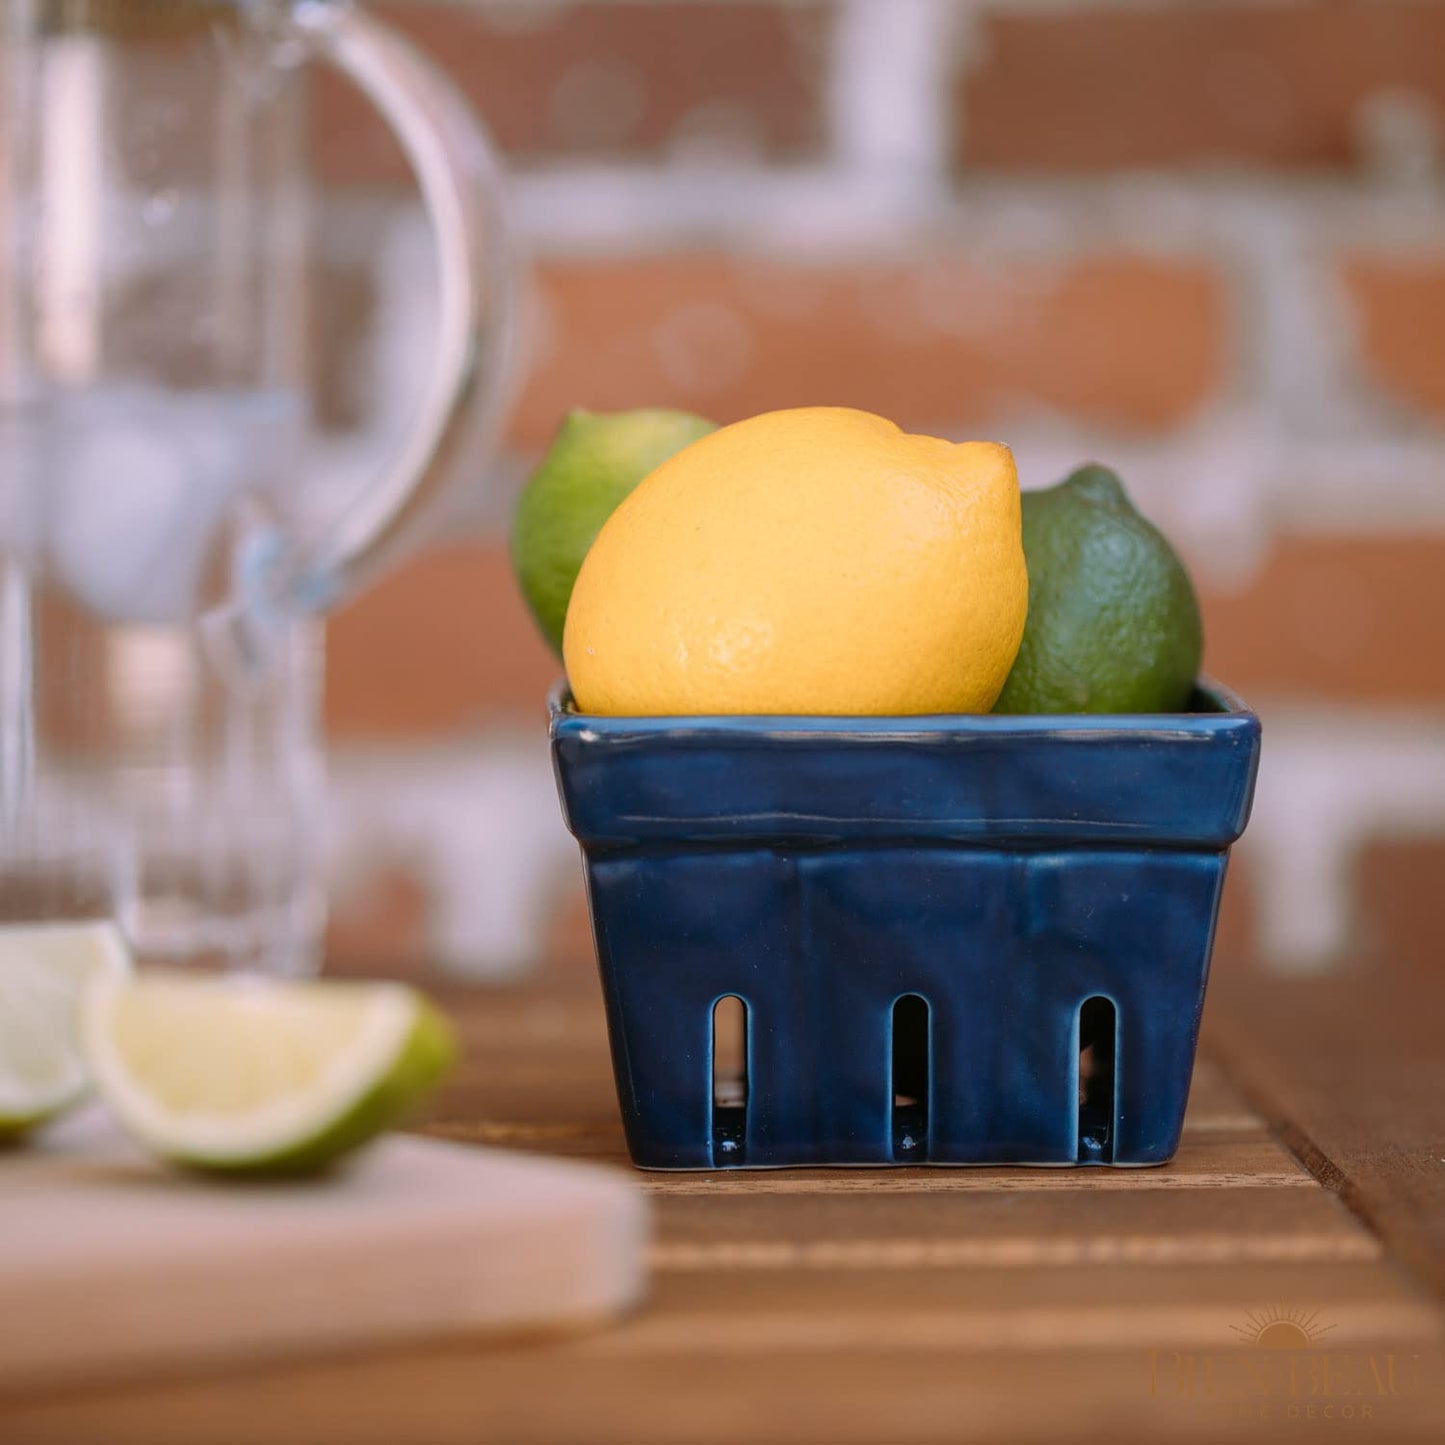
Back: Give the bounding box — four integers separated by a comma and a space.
549, 681, 1260, 1170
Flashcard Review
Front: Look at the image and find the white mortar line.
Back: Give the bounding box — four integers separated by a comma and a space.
326, 166, 1445, 259
1236, 704, 1445, 973
312, 186, 1445, 566
827, 0, 961, 187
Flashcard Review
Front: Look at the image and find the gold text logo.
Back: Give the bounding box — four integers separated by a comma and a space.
1147, 1307, 1424, 1425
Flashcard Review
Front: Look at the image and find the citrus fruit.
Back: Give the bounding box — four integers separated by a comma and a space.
993, 464, 1203, 714
512, 407, 717, 656
83, 973, 456, 1174
0, 921, 132, 1139
564, 407, 1028, 716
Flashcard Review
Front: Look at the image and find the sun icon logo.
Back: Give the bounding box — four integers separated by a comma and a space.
1231, 1306, 1337, 1350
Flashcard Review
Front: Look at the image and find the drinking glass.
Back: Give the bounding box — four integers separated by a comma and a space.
0, 0, 512, 972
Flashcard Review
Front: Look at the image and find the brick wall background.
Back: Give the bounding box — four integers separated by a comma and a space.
310, 0, 1445, 980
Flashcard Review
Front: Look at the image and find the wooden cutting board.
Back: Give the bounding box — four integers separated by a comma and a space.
0, 1108, 648, 1391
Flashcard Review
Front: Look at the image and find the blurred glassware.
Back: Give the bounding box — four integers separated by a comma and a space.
0, 0, 513, 972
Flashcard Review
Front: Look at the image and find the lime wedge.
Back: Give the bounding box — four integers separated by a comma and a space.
83, 973, 456, 1174
0, 921, 133, 1138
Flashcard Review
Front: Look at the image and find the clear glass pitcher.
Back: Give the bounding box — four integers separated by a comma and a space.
0, 1, 512, 972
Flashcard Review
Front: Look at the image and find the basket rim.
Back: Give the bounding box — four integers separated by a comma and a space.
549, 677, 1257, 742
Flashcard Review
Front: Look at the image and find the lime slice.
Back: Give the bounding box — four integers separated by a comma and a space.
83, 973, 457, 1174
0, 921, 133, 1138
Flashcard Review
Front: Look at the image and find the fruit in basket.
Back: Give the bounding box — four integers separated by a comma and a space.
993, 464, 1202, 714
512, 407, 717, 656
564, 407, 1028, 716
83, 973, 456, 1174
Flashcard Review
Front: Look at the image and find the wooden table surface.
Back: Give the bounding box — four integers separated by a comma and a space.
5, 947, 1443, 1445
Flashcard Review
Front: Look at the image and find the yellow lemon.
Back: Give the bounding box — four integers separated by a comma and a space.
563, 407, 1028, 716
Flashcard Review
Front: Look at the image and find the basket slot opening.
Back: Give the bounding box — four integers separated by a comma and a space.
711, 995, 748, 1164
1077, 995, 1117, 1164
892, 994, 929, 1162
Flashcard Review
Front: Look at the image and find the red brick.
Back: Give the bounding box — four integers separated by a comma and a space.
1211, 857, 1259, 969
1201, 534, 1445, 705
514, 252, 1224, 443
315, 2, 829, 183
1355, 837, 1445, 979
322, 529, 1445, 742
1343, 258, 1445, 417
326, 865, 431, 976
326, 538, 556, 739
957, 1, 1445, 171
1214, 836, 1445, 978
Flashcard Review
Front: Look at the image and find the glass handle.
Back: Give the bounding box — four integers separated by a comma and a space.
286, 0, 514, 607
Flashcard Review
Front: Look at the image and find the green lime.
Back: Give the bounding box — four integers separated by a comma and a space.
994, 464, 1203, 714
511, 407, 717, 656
0, 922, 132, 1140
83, 973, 456, 1175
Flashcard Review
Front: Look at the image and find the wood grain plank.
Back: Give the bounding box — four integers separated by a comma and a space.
1204, 965, 1445, 1298
627, 1248, 1439, 1323
651, 1232, 1378, 1268
422, 1112, 1276, 1170
652, 1182, 1370, 1251
1174, 1053, 1267, 1137
6, 1338, 1441, 1445
631, 1257, 1440, 1333
579, 1302, 1441, 1358
10, 964, 1443, 1445
633, 1137, 1315, 1195
651, 1185, 1380, 1277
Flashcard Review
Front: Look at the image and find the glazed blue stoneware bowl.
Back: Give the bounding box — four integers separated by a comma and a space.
549, 681, 1261, 1171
